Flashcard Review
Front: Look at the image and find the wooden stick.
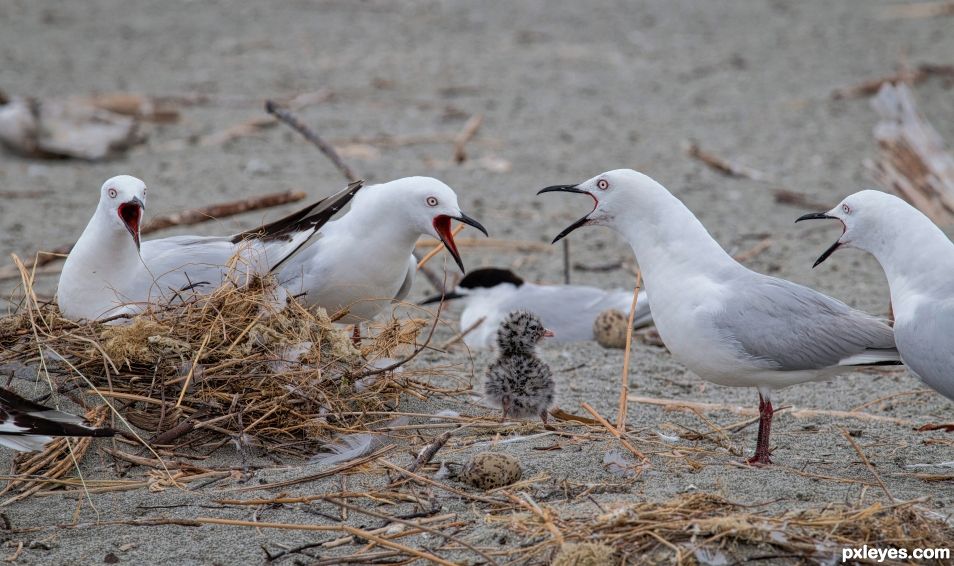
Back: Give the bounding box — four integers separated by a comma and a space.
831, 63, 954, 99
265, 100, 358, 183
176, 331, 211, 407
581, 402, 648, 461
841, 428, 895, 502
0, 190, 307, 280
628, 395, 916, 425
416, 225, 465, 269
616, 272, 642, 432
438, 316, 485, 349
407, 430, 453, 474
452, 114, 483, 164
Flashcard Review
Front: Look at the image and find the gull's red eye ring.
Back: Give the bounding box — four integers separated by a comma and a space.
597, 179, 609, 190
842, 204, 850, 214
108, 188, 118, 198
426, 196, 438, 207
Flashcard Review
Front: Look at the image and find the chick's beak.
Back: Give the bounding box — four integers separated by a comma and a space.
537, 184, 597, 243
543, 328, 555, 338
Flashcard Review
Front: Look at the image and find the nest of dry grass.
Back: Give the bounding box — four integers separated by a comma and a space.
506, 492, 954, 565
0, 273, 455, 460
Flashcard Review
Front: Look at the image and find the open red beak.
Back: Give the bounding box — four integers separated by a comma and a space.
118, 197, 144, 250
432, 212, 488, 273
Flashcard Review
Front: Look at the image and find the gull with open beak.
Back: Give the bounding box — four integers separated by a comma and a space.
57, 175, 362, 321
539, 169, 900, 465
278, 176, 487, 327
797, 189, 954, 402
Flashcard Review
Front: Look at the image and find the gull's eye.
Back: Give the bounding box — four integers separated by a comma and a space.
596, 179, 609, 190
842, 204, 850, 214
108, 188, 118, 198
426, 196, 439, 207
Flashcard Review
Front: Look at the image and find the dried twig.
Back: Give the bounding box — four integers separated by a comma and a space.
581, 402, 648, 462
877, 2, 954, 20
841, 428, 895, 502
831, 63, 954, 99
452, 114, 483, 164
265, 100, 358, 183
616, 272, 642, 432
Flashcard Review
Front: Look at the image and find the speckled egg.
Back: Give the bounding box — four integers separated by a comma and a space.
459, 452, 522, 490
593, 309, 628, 349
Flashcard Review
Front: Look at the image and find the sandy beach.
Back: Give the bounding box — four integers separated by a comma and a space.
1, 1, 952, 564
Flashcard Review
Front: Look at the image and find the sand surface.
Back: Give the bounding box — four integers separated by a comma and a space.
1, 1, 953, 564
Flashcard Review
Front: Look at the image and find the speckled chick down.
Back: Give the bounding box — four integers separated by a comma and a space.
484, 310, 555, 423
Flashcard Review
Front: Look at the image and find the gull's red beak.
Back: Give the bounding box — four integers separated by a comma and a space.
118, 197, 144, 251
432, 212, 488, 273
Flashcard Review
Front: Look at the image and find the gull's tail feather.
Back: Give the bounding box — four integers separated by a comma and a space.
0, 389, 115, 452
838, 348, 903, 367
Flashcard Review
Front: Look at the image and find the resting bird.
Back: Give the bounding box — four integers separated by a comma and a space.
421, 267, 653, 350
539, 169, 900, 465
57, 175, 361, 321
0, 389, 114, 452
484, 311, 555, 424
798, 189, 954, 402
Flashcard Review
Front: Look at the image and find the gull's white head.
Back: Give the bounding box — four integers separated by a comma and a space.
97, 175, 147, 250
364, 176, 488, 272
537, 169, 666, 242
795, 189, 918, 267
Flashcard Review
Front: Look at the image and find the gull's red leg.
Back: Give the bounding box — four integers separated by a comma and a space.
746, 393, 774, 466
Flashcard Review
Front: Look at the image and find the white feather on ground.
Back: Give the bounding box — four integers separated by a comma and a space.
310, 417, 409, 466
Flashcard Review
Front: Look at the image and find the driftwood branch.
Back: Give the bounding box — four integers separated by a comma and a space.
866, 82, 954, 225
265, 100, 358, 183
685, 140, 832, 210
831, 63, 954, 99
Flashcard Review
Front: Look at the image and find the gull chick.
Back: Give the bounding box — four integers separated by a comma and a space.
798, 190, 954, 402
485, 310, 555, 425
279, 177, 487, 326
540, 169, 900, 465
420, 267, 653, 350
57, 175, 361, 321
0, 389, 114, 452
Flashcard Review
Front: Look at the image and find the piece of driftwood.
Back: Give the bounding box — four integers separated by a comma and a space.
832, 63, 954, 99
0, 190, 307, 281
452, 114, 483, 164
684, 140, 829, 209
0, 96, 143, 160
866, 83, 954, 225
265, 100, 358, 183
878, 1, 954, 20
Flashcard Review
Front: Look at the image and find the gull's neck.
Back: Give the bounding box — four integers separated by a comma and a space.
859, 207, 954, 302
67, 206, 142, 271
609, 189, 742, 293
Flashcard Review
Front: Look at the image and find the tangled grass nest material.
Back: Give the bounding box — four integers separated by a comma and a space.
508, 493, 954, 565
0, 272, 458, 461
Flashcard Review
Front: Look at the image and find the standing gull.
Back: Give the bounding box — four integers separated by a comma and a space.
0, 389, 114, 452
57, 175, 361, 321
421, 267, 652, 349
539, 169, 900, 465
278, 177, 487, 328
484, 310, 556, 425
797, 189, 954, 402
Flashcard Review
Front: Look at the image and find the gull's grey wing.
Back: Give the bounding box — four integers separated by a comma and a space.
393, 255, 417, 303
713, 275, 897, 371
894, 303, 954, 401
